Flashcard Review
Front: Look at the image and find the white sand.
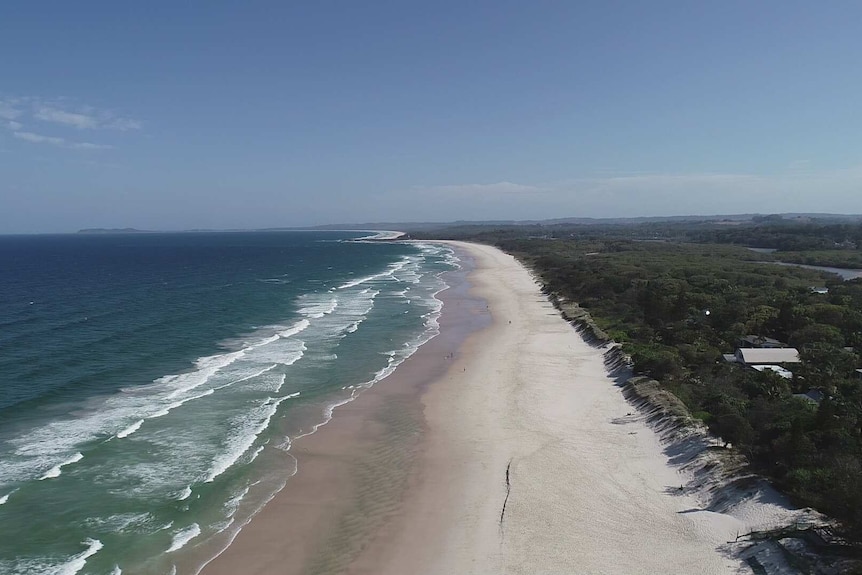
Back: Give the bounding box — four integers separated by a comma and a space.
366, 242, 778, 574
203, 240, 807, 575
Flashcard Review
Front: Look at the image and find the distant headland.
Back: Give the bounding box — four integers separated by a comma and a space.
77, 228, 153, 234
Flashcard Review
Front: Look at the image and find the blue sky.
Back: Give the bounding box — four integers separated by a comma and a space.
2, 1, 862, 232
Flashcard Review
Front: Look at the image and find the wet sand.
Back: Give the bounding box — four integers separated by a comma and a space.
202, 241, 752, 575
199, 247, 489, 575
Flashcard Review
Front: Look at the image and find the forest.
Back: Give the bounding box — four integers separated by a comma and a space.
417, 218, 862, 539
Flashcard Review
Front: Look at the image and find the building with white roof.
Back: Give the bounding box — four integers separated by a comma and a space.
735, 347, 800, 365
751, 365, 793, 379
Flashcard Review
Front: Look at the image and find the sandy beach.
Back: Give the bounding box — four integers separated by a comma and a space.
200, 241, 789, 575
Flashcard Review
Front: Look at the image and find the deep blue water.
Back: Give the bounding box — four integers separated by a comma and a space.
0, 231, 456, 575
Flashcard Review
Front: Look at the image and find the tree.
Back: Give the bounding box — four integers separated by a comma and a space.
790, 323, 845, 349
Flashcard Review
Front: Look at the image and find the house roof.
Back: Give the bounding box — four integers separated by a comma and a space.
752, 365, 793, 379
738, 335, 787, 348
737, 348, 800, 364
794, 390, 825, 404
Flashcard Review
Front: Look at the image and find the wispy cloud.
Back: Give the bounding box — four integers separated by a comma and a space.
379, 169, 862, 222
417, 181, 544, 196
1, 95, 139, 151
103, 117, 142, 131
34, 107, 97, 129
13, 131, 66, 146
34, 104, 142, 131
70, 141, 113, 150
0, 99, 23, 120
14, 130, 113, 150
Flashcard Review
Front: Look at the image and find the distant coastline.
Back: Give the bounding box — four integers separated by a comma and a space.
68, 212, 862, 237
77, 228, 154, 234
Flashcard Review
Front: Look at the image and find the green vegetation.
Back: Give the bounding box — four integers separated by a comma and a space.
418, 219, 862, 539
772, 251, 862, 268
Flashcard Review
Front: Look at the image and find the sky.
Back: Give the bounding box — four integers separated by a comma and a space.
2, 1, 862, 233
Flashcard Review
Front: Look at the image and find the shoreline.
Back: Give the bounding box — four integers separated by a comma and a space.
200, 241, 800, 575
356, 242, 742, 574
198, 244, 488, 575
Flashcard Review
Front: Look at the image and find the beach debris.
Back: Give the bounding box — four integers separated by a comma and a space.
500, 458, 513, 534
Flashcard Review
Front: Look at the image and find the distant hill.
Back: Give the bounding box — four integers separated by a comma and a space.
310, 213, 862, 233
74, 213, 862, 235
77, 228, 153, 234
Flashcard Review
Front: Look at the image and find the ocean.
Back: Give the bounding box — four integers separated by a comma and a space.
0, 231, 457, 575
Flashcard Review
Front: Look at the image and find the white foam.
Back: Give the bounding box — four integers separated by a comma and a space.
39, 452, 83, 480
323, 289, 378, 337
294, 393, 356, 440
0, 313, 314, 485
81, 512, 154, 533
0, 490, 13, 505
116, 419, 144, 439
0, 353, 238, 485
224, 485, 250, 517
337, 258, 408, 289
55, 538, 103, 575
343, 290, 378, 313
101, 376, 289, 499
248, 445, 265, 463
203, 395, 293, 483
163, 350, 246, 400
292, 268, 448, 442
391, 258, 424, 284
192, 459, 301, 575
211, 364, 278, 392
284, 345, 306, 366
211, 518, 236, 537
250, 333, 279, 347
151, 389, 215, 418
177, 486, 192, 501
352, 230, 404, 240
278, 318, 310, 338
167, 523, 200, 552
109, 566, 122, 575
241, 343, 305, 373
298, 297, 338, 319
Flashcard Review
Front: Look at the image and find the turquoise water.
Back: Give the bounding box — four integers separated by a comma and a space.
0, 231, 457, 574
